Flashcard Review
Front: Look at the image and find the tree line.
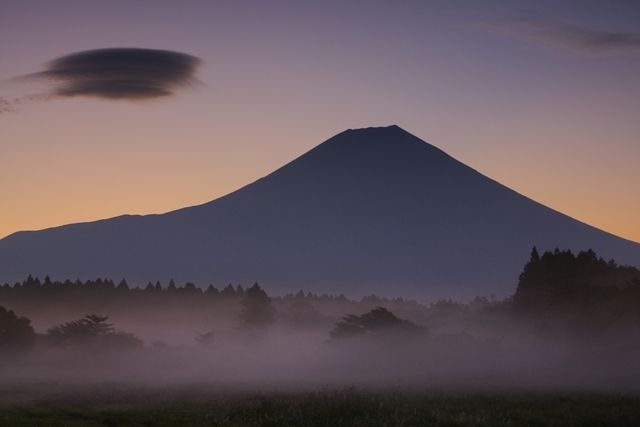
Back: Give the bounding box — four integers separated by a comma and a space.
2, 247, 639, 353
0, 282, 279, 353
0, 276, 372, 304
2, 276, 245, 298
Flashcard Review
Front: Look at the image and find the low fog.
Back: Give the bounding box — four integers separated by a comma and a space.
2, 249, 640, 394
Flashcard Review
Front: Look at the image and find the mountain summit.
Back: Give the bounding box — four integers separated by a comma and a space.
1, 126, 639, 301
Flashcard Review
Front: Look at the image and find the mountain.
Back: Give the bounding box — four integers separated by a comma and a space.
1, 126, 639, 301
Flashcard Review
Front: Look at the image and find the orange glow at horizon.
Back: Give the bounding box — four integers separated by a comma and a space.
1, 1, 639, 253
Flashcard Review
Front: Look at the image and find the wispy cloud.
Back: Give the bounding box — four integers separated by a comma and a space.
483, 15, 640, 56
0, 93, 54, 114
0, 97, 16, 114
2, 48, 202, 113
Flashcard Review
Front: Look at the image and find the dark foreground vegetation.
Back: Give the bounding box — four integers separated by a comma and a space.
1, 385, 640, 427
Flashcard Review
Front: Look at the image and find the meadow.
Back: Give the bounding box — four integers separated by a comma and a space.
2, 384, 640, 427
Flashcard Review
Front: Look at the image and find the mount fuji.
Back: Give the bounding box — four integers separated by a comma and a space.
2, 126, 639, 301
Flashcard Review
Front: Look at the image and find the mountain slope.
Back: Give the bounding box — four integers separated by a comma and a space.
2, 125, 639, 301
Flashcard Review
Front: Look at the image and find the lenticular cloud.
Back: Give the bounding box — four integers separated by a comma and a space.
24, 48, 202, 100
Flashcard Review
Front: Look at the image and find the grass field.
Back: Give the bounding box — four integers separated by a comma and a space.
1, 384, 639, 426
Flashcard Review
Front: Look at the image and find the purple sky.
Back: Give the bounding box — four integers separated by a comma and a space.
1, 1, 639, 243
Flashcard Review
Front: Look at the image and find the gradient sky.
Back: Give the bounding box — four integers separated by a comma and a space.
1, 0, 639, 243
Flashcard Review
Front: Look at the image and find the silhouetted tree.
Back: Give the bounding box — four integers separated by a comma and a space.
46, 314, 142, 349
330, 307, 424, 339
21, 275, 41, 293
0, 306, 35, 351
220, 284, 237, 297
238, 283, 276, 329
116, 279, 129, 292
513, 247, 640, 324
183, 282, 200, 295
46, 314, 114, 346
204, 284, 220, 298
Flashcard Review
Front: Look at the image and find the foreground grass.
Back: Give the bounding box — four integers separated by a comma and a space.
1, 385, 639, 426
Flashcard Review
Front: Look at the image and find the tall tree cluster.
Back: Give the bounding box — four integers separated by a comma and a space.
513, 247, 640, 327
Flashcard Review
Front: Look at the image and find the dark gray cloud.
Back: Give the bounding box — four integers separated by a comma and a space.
40, 48, 201, 99
18, 48, 202, 101
1, 48, 202, 114
485, 16, 640, 55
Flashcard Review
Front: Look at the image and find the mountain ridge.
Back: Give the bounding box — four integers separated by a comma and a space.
2, 125, 639, 301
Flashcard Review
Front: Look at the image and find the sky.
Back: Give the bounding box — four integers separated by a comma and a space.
1, 0, 639, 244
